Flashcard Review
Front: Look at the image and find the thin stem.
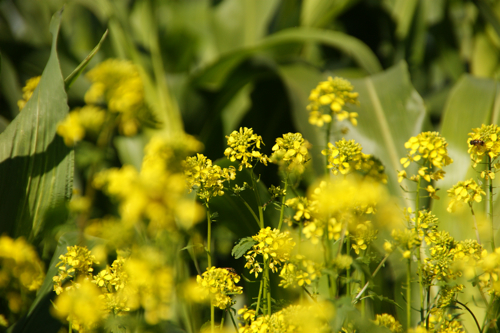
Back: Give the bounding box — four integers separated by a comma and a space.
255, 279, 264, 316
352, 254, 389, 304
206, 206, 212, 268
250, 170, 264, 228
211, 304, 215, 333
488, 156, 495, 251
346, 237, 351, 297
470, 204, 482, 244
228, 309, 239, 333
220, 313, 225, 331
456, 300, 482, 333
325, 121, 332, 175
415, 177, 424, 323
237, 195, 261, 227
277, 180, 288, 231
407, 258, 412, 331
264, 258, 272, 315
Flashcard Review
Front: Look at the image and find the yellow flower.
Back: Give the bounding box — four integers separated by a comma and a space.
271, 132, 311, 174
195, 267, 243, 309
224, 127, 270, 170
373, 313, 403, 333
468, 124, 500, 168
56, 111, 85, 147
447, 178, 485, 212
279, 254, 322, 288
321, 138, 368, 175
307, 76, 359, 127
17, 76, 41, 110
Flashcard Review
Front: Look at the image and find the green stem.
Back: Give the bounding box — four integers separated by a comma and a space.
228, 309, 239, 333
325, 120, 332, 175
255, 279, 264, 316
206, 206, 212, 268
220, 313, 225, 331
250, 171, 264, 228
346, 237, 351, 297
352, 254, 389, 304
277, 180, 288, 231
323, 233, 335, 299
488, 156, 495, 251
456, 300, 482, 333
211, 304, 215, 333
470, 204, 481, 244
415, 177, 424, 323
360, 269, 365, 317
264, 259, 272, 315
407, 258, 412, 331
237, 195, 261, 227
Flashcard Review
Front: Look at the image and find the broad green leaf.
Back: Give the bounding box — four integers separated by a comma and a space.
0, 10, 73, 240
431, 75, 500, 244
193, 27, 382, 90
231, 236, 256, 259
279, 61, 428, 204
300, 0, 357, 28
382, 0, 419, 40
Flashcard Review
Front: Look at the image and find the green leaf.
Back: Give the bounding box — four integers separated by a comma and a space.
279, 61, 428, 203
0, 9, 73, 240
231, 237, 256, 259
64, 29, 109, 90
431, 74, 499, 244
193, 27, 382, 90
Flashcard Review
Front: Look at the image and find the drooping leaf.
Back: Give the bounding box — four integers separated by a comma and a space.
193, 27, 382, 90
0, 9, 73, 240
231, 236, 257, 259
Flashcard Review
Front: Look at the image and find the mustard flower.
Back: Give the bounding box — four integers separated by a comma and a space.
244, 227, 296, 277
0, 236, 45, 321
195, 266, 243, 309
17, 76, 41, 110
92, 257, 130, 316
123, 246, 173, 324
53, 246, 99, 295
447, 178, 485, 212
285, 196, 314, 222
183, 153, 236, 201
307, 76, 359, 127
94, 135, 205, 232
279, 254, 322, 288
359, 155, 388, 184
52, 277, 107, 333
334, 254, 353, 270
321, 138, 368, 175
270, 132, 311, 174
56, 111, 85, 147
224, 127, 270, 170
391, 228, 421, 255
85, 59, 148, 136
373, 314, 403, 333
468, 124, 500, 168
350, 220, 377, 254
400, 131, 453, 181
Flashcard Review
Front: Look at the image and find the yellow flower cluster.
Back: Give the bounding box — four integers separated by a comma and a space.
183, 153, 236, 202
52, 277, 107, 333
307, 76, 359, 127
428, 308, 466, 333
92, 257, 130, 316
278, 254, 322, 288
373, 313, 403, 333
244, 227, 296, 277
0, 236, 45, 324
17, 76, 41, 110
53, 245, 99, 295
94, 134, 205, 233
322, 139, 367, 175
238, 302, 334, 333
270, 132, 311, 174
224, 127, 270, 170
56, 105, 106, 146
399, 132, 453, 187
390, 228, 421, 259
195, 266, 243, 309
446, 178, 485, 212
468, 124, 500, 172
85, 59, 148, 136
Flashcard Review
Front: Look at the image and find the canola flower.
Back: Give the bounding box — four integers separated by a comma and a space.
447, 178, 485, 212
195, 266, 243, 309
373, 314, 404, 333
53, 245, 99, 295
270, 132, 311, 174
307, 76, 359, 127
278, 254, 322, 288
183, 153, 236, 202
94, 134, 205, 232
52, 277, 107, 333
84, 59, 148, 136
322, 138, 367, 175
57, 105, 106, 146
224, 127, 270, 170
244, 227, 296, 277
17, 76, 41, 110
238, 302, 335, 333
0, 236, 45, 325
399, 132, 452, 185
468, 124, 500, 173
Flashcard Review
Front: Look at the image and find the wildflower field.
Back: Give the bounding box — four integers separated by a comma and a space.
2, 1, 500, 333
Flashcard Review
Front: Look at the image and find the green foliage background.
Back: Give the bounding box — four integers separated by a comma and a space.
1, 0, 500, 332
